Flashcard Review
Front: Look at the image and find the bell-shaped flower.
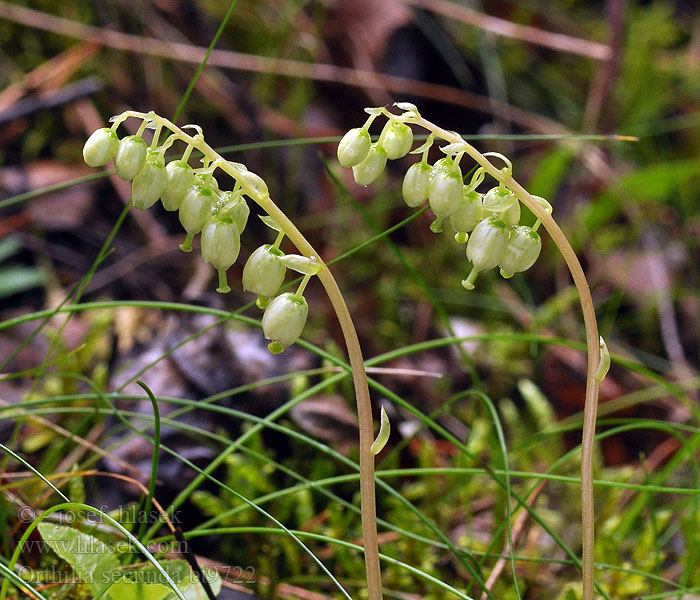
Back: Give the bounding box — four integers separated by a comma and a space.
242, 244, 287, 300
162, 160, 195, 211
261, 292, 308, 353
337, 127, 372, 168
115, 135, 147, 181
131, 151, 167, 210
83, 128, 119, 167
499, 226, 541, 279
352, 143, 387, 186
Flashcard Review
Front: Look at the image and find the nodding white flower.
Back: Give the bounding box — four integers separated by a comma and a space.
132, 151, 167, 210
83, 128, 119, 167
402, 162, 432, 207
162, 160, 195, 211
262, 292, 308, 353
201, 217, 241, 293
466, 216, 509, 272
242, 244, 287, 298
352, 143, 387, 186
499, 226, 541, 279
380, 120, 413, 160
428, 163, 463, 230
483, 186, 516, 213
501, 199, 521, 226
461, 216, 510, 290
449, 189, 483, 240
178, 185, 215, 252
201, 218, 241, 270
337, 127, 372, 168
218, 191, 250, 234
115, 135, 147, 181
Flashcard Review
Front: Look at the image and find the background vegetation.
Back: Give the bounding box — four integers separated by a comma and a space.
0, 1, 699, 599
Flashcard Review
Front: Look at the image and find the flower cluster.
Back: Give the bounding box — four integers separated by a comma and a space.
337, 104, 552, 290
83, 111, 322, 353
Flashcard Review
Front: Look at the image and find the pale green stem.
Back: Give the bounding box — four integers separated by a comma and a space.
115, 111, 383, 600
294, 274, 313, 299
151, 123, 163, 149
181, 144, 194, 163
135, 118, 149, 138
410, 115, 600, 600
271, 230, 285, 250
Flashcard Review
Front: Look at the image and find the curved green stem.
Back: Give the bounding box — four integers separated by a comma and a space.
410, 115, 600, 600
116, 111, 383, 600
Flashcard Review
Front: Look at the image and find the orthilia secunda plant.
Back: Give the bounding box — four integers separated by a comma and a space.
83, 110, 384, 600
84, 105, 610, 600
338, 104, 553, 291
82, 110, 331, 352
338, 102, 608, 600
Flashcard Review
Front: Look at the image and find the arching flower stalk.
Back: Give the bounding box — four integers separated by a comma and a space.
84, 110, 383, 600
338, 102, 605, 600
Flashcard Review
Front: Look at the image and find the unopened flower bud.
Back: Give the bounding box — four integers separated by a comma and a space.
337, 128, 372, 168
241, 170, 268, 201
242, 244, 286, 298
83, 128, 119, 167
219, 191, 250, 233
115, 135, 147, 181
132, 151, 167, 210
262, 292, 308, 353
483, 186, 516, 213
466, 216, 509, 272
380, 120, 413, 160
428, 164, 462, 231
402, 162, 432, 207
449, 189, 483, 239
201, 217, 241, 293
352, 143, 387, 186
501, 199, 521, 226
179, 186, 215, 252
162, 160, 195, 211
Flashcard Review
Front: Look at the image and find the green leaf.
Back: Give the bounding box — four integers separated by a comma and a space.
107, 579, 172, 600
106, 559, 190, 600
0, 237, 21, 262
526, 147, 573, 201
279, 254, 322, 275
0, 266, 45, 299
37, 522, 120, 594
258, 214, 281, 231
177, 567, 221, 600
108, 559, 221, 600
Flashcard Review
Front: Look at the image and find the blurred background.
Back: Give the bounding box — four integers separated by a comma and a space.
1, 1, 699, 598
